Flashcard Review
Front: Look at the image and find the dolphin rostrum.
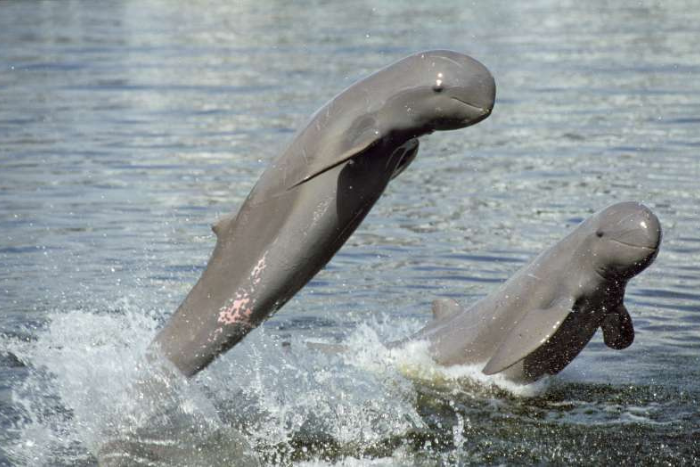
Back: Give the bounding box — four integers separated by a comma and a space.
395, 202, 662, 383
151, 50, 496, 377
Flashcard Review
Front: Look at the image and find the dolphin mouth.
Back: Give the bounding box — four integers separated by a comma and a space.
609, 238, 659, 251
451, 96, 492, 116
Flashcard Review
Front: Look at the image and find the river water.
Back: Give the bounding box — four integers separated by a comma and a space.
1, 0, 699, 465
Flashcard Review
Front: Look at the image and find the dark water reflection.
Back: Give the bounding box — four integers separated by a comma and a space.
1, 0, 699, 465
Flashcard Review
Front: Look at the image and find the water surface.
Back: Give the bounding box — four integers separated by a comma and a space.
1, 0, 699, 465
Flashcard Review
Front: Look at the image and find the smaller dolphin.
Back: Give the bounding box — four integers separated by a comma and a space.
396, 202, 661, 383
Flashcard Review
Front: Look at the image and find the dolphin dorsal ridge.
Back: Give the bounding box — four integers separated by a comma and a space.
211, 213, 237, 238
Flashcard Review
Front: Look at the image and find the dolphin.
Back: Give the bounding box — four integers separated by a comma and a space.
395, 202, 661, 384
151, 50, 496, 377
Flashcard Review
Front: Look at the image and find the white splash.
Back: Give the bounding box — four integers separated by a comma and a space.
2, 302, 548, 466
2, 299, 256, 466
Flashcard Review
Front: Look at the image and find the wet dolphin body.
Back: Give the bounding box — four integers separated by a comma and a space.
396, 202, 661, 384
151, 50, 496, 377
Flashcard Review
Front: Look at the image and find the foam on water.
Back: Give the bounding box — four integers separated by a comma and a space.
388, 339, 549, 399
294, 452, 411, 467
201, 321, 426, 464
3, 301, 154, 463
2, 300, 257, 466
3, 302, 658, 466
0, 304, 412, 464
330, 319, 550, 399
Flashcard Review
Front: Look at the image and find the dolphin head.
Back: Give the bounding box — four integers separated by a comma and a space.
587, 202, 662, 280
381, 50, 496, 136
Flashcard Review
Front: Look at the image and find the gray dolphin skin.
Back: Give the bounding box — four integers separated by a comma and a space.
151, 50, 496, 377
397, 202, 661, 383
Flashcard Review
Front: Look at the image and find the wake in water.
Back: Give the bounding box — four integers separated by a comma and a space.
1, 299, 549, 466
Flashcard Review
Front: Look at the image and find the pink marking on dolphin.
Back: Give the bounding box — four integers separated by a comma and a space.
218, 295, 252, 325
251, 254, 267, 285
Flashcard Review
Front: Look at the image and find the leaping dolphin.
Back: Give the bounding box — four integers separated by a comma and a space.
394, 202, 662, 384
151, 50, 496, 377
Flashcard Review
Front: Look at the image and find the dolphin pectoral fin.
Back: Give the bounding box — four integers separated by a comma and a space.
286, 141, 377, 190
482, 298, 573, 375
432, 298, 463, 320
286, 118, 384, 190
601, 304, 634, 349
389, 139, 419, 180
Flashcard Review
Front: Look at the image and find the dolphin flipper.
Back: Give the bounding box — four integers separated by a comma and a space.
482, 297, 574, 375
286, 116, 383, 190
389, 139, 419, 180
601, 304, 634, 349
431, 298, 463, 320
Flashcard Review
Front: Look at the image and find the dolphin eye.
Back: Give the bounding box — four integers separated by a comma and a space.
433, 73, 444, 92
596, 230, 604, 238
